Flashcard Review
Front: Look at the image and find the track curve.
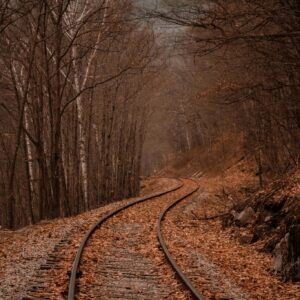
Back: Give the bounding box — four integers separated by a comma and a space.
68, 178, 183, 300
157, 179, 204, 300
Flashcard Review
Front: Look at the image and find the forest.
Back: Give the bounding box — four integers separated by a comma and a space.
0, 0, 159, 228
145, 0, 300, 179
0, 1, 299, 299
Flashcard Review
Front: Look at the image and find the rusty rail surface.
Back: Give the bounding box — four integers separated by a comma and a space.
68, 178, 183, 300
157, 178, 204, 300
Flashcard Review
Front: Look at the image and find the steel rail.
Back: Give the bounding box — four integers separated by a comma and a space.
68, 178, 184, 300
157, 179, 205, 300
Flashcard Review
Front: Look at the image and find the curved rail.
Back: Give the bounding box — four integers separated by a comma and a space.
157, 179, 204, 300
68, 178, 183, 300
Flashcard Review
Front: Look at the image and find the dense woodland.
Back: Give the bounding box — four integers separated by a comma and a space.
1, 0, 300, 229
144, 1, 300, 184
0, 0, 157, 228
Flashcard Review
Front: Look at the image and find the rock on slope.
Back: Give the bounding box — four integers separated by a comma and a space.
224, 171, 300, 282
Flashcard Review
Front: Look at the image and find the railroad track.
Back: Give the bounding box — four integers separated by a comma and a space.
157, 179, 203, 300
68, 178, 204, 300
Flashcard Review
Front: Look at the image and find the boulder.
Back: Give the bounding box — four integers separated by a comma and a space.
273, 233, 289, 273
264, 216, 272, 222
234, 207, 256, 226
272, 225, 300, 281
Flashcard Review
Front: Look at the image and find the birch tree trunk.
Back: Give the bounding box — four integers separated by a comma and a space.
65, 0, 109, 210
24, 105, 34, 223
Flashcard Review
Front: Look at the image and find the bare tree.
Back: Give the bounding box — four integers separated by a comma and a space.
146, 0, 300, 182
0, 0, 158, 228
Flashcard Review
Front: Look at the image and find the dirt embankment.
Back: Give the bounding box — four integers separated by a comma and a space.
222, 170, 300, 282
